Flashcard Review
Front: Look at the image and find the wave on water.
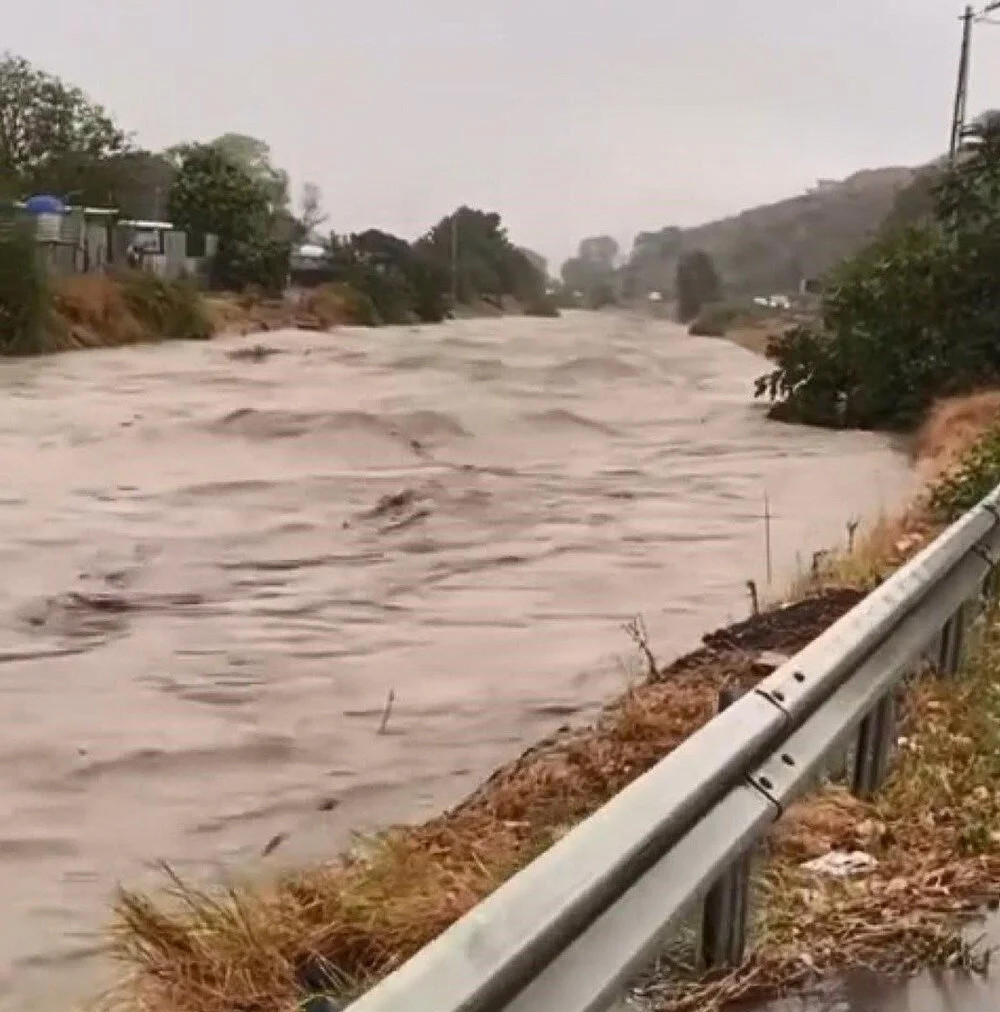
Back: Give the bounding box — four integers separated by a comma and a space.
546, 356, 642, 383
522, 409, 619, 436
207, 408, 469, 444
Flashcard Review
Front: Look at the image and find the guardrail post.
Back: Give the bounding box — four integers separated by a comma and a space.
700, 685, 751, 971
982, 566, 999, 609
938, 604, 967, 676
851, 692, 896, 800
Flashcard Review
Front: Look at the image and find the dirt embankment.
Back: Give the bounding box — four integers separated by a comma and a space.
46, 273, 214, 352
209, 288, 555, 336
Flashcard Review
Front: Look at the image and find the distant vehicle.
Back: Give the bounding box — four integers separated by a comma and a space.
753, 294, 792, 311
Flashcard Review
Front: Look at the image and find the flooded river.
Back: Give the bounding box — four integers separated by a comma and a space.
0, 312, 913, 1010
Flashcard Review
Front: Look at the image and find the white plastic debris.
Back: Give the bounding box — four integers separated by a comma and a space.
801, 850, 878, 878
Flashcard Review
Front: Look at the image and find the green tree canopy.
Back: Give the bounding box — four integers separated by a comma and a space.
417, 206, 546, 306
676, 250, 721, 322
560, 235, 620, 308
168, 144, 271, 241
0, 52, 127, 183
207, 133, 289, 212
28, 150, 175, 218
168, 144, 288, 293
321, 228, 449, 325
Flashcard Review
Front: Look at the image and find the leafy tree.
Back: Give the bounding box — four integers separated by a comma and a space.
213, 236, 290, 295
676, 250, 721, 322
518, 247, 548, 282
168, 144, 270, 242
0, 221, 49, 354
0, 52, 127, 183
297, 182, 328, 241
208, 133, 289, 212
326, 228, 448, 324
756, 127, 1000, 429
168, 144, 288, 293
417, 207, 546, 307
560, 235, 620, 308
578, 235, 619, 267
28, 150, 175, 218
618, 227, 682, 301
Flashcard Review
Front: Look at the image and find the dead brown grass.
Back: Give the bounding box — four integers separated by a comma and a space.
46, 274, 215, 351
915, 391, 1000, 482
206, 293, 304, 335
207, 284, 372, 337
50, 276, 150, 350
805, 509, 937, 595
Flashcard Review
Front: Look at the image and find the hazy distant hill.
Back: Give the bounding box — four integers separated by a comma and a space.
621, 166, 917, 299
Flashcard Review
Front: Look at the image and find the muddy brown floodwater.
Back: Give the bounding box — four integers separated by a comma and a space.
0, 311, 913, 1010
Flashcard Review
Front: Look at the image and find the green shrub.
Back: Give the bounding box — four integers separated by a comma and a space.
928, 424, 1000, 521
688, 302, 739, 337
305, 282, 378, 327
119, 271, 215, 341
0, 223, 51, 355
521, 294, 560, 318
213, 236, 290, 296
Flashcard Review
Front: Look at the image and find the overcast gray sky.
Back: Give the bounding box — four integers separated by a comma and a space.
6, 1, 1000, 266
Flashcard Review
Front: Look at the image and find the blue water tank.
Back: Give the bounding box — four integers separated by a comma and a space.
23, 194, 67, 215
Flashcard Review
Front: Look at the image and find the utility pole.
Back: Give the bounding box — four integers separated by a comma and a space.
949, 5, 974, 163
450, 214, 459, 309
950, 2, 1000, 162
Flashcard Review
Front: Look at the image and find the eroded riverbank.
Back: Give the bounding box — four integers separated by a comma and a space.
0, 311, 912, 1010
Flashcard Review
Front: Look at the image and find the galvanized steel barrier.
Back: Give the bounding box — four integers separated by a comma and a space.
348, 487, 1000, 1012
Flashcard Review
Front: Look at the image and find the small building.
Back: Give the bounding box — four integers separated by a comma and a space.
11, 198, 119, 276
113, 219, 215, 281
2, 196, 219, 284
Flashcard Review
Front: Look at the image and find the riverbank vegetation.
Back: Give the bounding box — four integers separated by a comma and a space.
0, 223, 213, 354
756, 120, 1000, 430
101, 396, 1000, 1012
0, 51, 556, 355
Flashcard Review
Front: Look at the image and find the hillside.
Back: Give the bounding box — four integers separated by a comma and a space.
620, 166, 917, 299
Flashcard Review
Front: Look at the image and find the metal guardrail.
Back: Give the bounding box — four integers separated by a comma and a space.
348, 487, 1000, 1012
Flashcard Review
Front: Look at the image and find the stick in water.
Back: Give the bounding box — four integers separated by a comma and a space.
378, 689, 396, 735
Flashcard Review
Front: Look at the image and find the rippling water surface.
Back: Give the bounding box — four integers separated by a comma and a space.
0, 312, 913, 1009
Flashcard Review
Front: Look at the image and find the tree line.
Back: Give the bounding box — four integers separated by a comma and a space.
558, 233, 721, 321
0, 52, 553, 323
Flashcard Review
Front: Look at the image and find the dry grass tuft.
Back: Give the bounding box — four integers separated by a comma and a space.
915, 391, 1000, 481
50, 275, 149, 350
774, 503, 938, 605
207, 283, 377, 337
